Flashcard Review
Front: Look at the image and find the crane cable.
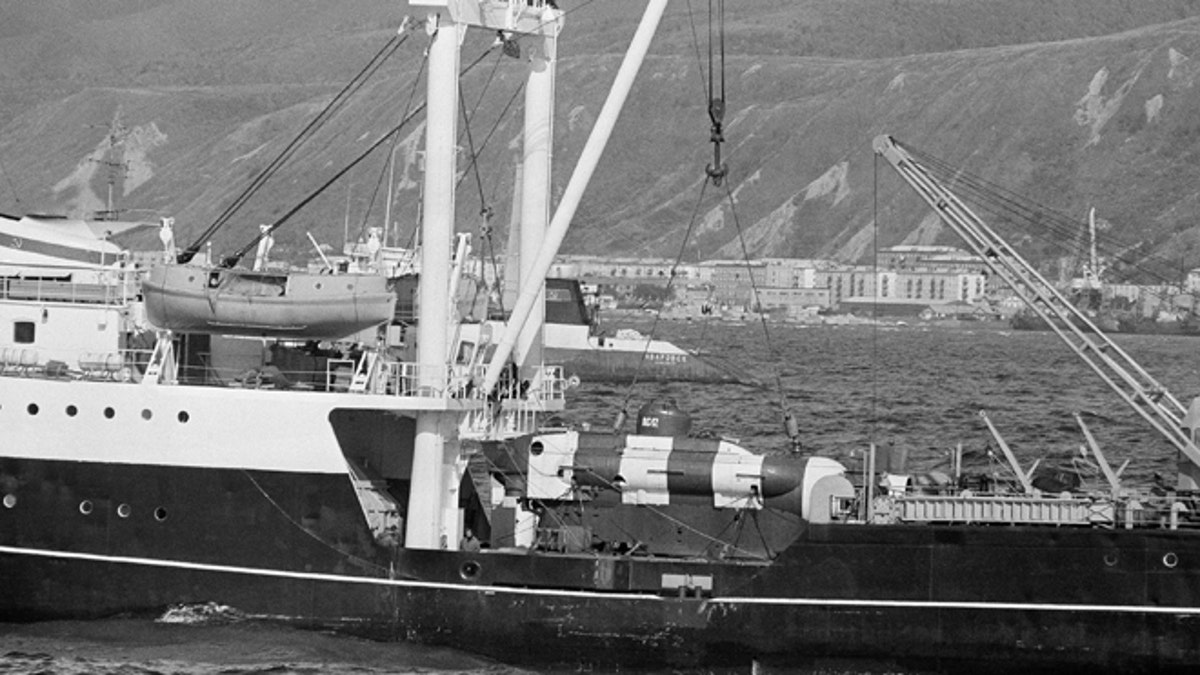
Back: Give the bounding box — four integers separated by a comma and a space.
224, 31, 513, 269
459, 80, 528, 316
705, 0, 727, 186
902, 140, 1186, 296
350, 36, 432, 252
723, 179, 801, 452
611, 178, 712, 432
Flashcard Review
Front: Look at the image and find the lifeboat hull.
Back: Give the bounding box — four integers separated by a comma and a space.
142, 264, 395, 339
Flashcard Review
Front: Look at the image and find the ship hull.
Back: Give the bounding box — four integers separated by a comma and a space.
1011, 312, 1200, 337
543, 344, 747, 384
4, 452, 1200, 672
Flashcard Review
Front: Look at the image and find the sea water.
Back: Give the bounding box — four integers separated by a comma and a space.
2, 321, 1197, 674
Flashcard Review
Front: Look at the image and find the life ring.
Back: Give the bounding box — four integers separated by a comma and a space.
567, 374, 582, 389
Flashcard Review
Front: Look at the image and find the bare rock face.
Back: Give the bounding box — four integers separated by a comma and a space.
1, 0, 1199, 275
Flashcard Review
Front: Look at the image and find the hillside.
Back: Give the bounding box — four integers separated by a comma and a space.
2, 0, 1200, 277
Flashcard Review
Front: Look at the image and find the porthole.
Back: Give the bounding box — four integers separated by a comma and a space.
3, 494, 15, 509
154, 507, 168, 522
79, 500, 94, 515
177, 411, 190, 423
117, 503, 132, 518
315, 282, 323, 290
26, 403, 38, 415
459, 560, 481, 580
66, 405, 77, 417
103, 407, 115, 419
1103, 552, 1119, 567
141, 409, 152, 421
1164, 552, 1179, 569
530, 441, 544, 456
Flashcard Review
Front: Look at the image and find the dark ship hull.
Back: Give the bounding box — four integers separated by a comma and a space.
541, 278, 750, 384
1011, 311, 1200, 337
4, 452, 1200, 672
543, 343, 747, 384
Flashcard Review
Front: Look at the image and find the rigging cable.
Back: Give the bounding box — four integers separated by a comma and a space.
180, 28, 412, 265
241, 470, 387, 573
220, 105, 427, 268
612, 178, 712, 430
228, 35, 512, 269
456, 77, 498, 315
351, 32, 432, 249
704, 0, 727, 186
900, 140, 1185, 291
574, 463, 773, 561
723, 178, 801, 452
457, 79, 513, 313
390, 44, 521, 256
871, 152, 880, 450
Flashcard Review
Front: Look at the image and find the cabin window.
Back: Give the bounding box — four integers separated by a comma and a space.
456, 341, 475, 365
13, 321, 34, 344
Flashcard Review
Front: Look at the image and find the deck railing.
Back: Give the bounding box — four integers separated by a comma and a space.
0, 264, 139, 307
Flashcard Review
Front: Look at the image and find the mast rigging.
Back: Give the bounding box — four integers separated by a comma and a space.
704, 0, 727, 186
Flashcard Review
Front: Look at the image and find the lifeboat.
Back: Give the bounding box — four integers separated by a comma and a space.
142, 264, 395, 339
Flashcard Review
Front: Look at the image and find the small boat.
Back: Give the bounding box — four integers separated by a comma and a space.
141, 263, 396, 340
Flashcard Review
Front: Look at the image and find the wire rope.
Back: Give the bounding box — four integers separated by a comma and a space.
182, 32, 411, 263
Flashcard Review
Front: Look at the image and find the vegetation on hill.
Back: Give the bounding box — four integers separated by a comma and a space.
1, 0, 1200, 279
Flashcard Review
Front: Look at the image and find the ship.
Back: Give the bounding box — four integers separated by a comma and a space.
1009, 208, 1200, 336
390, 271, 750, 384
540, 277, 749, 384
4, 2, 1200, 673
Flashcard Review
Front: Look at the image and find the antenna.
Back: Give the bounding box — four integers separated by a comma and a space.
85, 117, 131, 220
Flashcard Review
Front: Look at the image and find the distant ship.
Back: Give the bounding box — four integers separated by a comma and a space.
390, 274, 751, 384
1010, 208, 1200, 336
1010, 306, 1200, 336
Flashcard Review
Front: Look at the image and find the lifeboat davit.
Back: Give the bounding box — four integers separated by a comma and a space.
142, 264, 396, 339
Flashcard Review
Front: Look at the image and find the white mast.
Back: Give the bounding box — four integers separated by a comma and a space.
482, 0, 669, 393
514, 11, 558, 388
405, 0, 567, 550
406, 6, 463, 550
501, 162, 523, 312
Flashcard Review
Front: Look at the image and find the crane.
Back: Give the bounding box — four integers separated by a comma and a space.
873, 135, 1200, 490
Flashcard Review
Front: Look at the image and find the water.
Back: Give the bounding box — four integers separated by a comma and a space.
2, 321, 1197, 673
572, 320, 1199, 485
0, 618, 518, 674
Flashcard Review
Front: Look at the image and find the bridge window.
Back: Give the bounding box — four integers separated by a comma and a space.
13, 321, 33, 344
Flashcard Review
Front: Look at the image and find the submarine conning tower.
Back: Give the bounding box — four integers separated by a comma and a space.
635, 399, 692, 437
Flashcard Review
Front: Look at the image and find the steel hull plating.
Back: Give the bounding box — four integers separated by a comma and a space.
3, 457, 1200, 671
543, 345, 746, 384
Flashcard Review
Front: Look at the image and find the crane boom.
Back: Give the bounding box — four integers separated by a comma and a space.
872, 134, 1200, 489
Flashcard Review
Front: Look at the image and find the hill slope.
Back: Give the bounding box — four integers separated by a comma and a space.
2, 0, 1200, 277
